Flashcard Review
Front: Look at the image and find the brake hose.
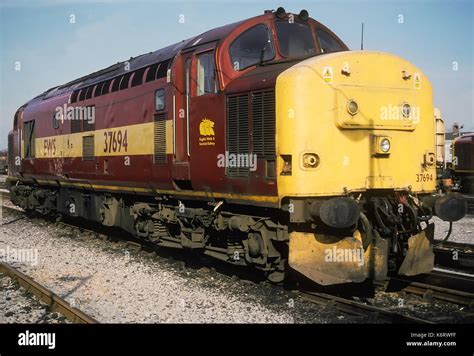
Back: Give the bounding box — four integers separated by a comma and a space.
433, 221, 453, 246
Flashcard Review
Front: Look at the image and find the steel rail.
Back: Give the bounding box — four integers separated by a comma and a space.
300, 291, 434, 324
0, 262, 98, 324
374, 270, 474, 307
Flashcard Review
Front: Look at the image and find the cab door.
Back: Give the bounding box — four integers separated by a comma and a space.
187, 44, 223, 192
171, 51, 193, 187
171, 43, 220, 190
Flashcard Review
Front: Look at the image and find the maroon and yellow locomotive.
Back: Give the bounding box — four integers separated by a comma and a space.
7, 8, 466, 285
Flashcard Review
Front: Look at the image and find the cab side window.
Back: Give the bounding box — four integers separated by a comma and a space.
196, 51, 217, 96
316, 29, 345, 53
155, 89, 165, 110
24, 120, 35, 158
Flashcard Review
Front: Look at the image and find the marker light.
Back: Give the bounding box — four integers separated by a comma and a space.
299, 9, 309, 21
347, 100, 359, 115
402, 103, 411, 118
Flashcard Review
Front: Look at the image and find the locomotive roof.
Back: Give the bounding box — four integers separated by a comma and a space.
456, 133, 474, 141
25, 18, 245, 106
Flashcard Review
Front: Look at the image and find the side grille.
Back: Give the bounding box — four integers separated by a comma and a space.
82, 135, 94, 160
154, 113, 167, 164
226, 94, 249, 177
252, 90, 275, 158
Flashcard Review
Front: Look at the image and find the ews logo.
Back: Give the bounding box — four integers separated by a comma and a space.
43, 138, 56, 156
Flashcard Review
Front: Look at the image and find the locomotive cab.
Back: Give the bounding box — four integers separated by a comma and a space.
270, 17, 467, 284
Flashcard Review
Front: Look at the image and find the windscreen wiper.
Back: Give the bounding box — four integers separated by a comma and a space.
260, 53, 318, 66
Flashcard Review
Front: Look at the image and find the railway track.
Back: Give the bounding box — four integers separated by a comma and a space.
375, 270, 474, 307
434, 241, 474, 271
1, 192, 98, 323
300, 290, 434, 323
301, 268, 474, 324
0, 262, 98, 324
300, 269, 474, 324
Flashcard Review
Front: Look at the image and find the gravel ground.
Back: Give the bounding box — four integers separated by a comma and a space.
433, 215, 474, 244
1, 201, 473, 324
0, 274, 68, 323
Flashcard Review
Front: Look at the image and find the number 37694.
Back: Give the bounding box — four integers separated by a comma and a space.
416, 173, 433, 182
103, 129, 128, 153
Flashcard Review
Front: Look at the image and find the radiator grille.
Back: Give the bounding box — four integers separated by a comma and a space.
154, 113, 167, 164
226, 94, 249, 177
252, 90, 275, 158
82, 135, 94, 160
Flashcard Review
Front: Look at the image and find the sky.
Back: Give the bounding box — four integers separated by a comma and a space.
0, 0, 473, 149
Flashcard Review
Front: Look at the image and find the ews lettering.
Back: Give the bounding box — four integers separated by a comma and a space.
43, 138, 56, 156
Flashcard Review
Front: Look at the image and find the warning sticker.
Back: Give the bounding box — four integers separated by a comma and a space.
323, 66, 334, 83
414, 73, 421, 89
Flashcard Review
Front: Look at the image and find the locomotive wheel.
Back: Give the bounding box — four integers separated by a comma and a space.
266, 258, 287, 283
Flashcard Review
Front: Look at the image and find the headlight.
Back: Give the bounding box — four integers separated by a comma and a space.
301, 153, 320, 169
380, 138, 391, 153
373, 136, 391, 155
347, 99, 358, 115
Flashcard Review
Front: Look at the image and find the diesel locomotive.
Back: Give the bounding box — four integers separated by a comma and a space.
7, 8, 467, 285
